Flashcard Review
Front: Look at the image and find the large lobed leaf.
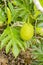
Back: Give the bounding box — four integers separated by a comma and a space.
0, 26, 27, 58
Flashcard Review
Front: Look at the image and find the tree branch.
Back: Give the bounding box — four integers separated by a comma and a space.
33, 0, 43, 12
11, 21, 25, 27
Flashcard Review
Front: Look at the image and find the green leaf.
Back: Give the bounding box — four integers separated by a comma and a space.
0, 26, 27, 58
7, 7, 12, 24
12, 42, 20, 58
37, 14, 43, 20
40, 0, 43, 7
8, 2, 15, 16
1, 36, 10, 49
8, 2, 15, 21
6, 40, 12, 54
8, 0, 30, 22
37, 22, 43, 27
0, 8, 6, 22
15, 39, 25, 51
0, 27, 10, 40
30, 0, 33, 4
37, 54, 43, 61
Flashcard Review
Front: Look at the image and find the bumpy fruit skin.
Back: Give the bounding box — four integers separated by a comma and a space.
20, 23, 34, 41
36, 27, 43, 36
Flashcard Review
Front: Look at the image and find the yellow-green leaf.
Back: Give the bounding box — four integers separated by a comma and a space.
7, 7, 12, 24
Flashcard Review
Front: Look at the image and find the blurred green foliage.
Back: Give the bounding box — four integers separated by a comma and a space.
0, 0, 43, 64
